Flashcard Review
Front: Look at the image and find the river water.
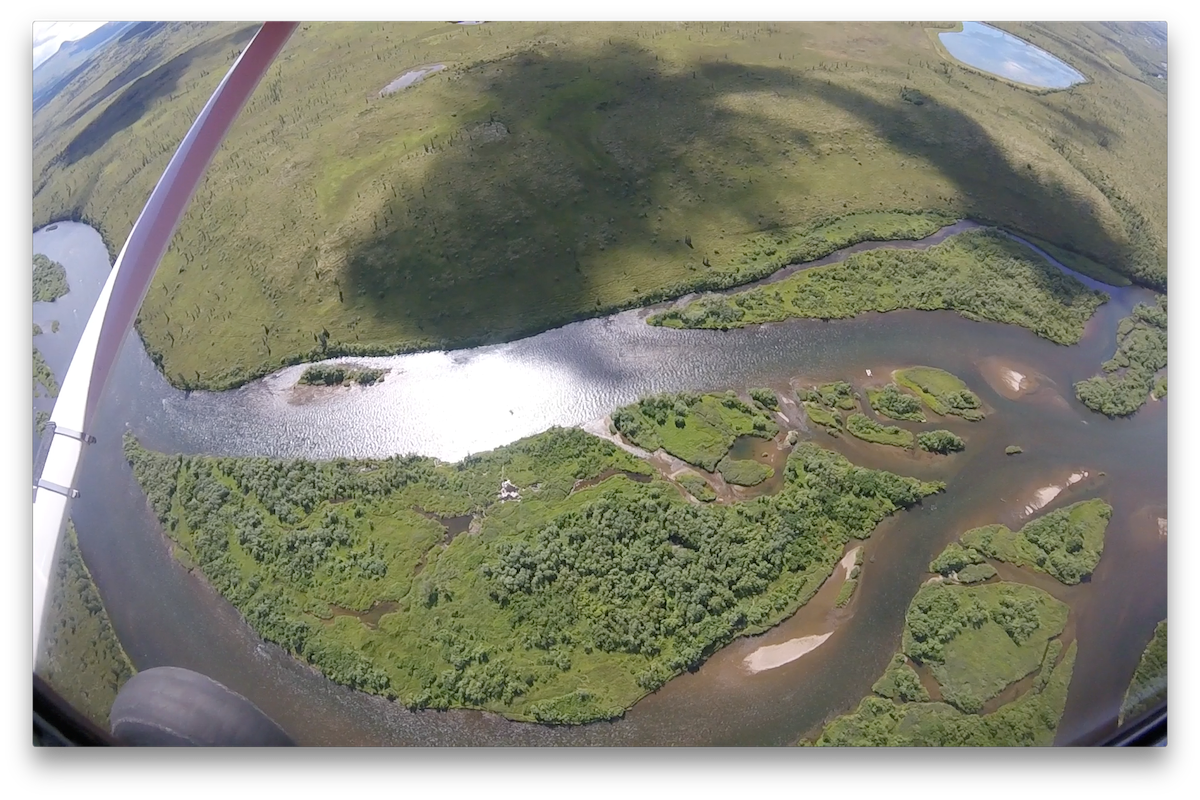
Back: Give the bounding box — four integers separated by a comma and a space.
33, 220, 1166, 745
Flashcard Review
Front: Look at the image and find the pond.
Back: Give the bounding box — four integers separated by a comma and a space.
939, 22, 1086, 89
379, 64, 446, 96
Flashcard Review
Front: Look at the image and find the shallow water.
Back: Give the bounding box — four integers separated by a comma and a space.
33, 221, 1164, 745
379, 64, 446, 96
939, 22, 1086, 89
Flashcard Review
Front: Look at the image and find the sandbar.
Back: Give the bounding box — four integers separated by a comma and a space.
840, 546, 862, 579
743, 632, 834, 673
1022, 471, 1089, 516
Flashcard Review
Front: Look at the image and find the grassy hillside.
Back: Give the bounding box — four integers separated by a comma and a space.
124, 425, 942, 723
32, 22, 1165, 389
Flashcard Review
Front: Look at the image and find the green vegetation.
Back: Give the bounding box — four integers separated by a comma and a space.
749, 387, 779, 411
845, 413, 914, 448
33, 254, 69, 303
36, 410, 51, 437
677, 472, 716, 502
611, 391, 778, 471
36, 522, 135, 727
34, 347, 59, 398
1119, 620, 1166, 725
802, 402, 842, 436
1005, 445, 1024, 455
1024, 234, 1132, 287
125, 425, 941, 723
956, 563, 997, 584
835, 577, 858, 608
34, 323, 43, 336
928, 531, 997, 584
650, 230, 1108, 347
929, 541, 985, 576
298, 363, 386, 386
810, 580, 1074, 745
867, 383, 926, 422
1153, 375, 1167, 399
871, 653, 929, 702
917, 429, 965, 454
959, 499, 1112, 585
716, 457, 774, 487
894, 366, 986, 420
1075, 295, 1167, 416
52, 320, 61, 333
801, 380, 859, 411
903, 582, 1068, 713
32, 23, 1163, 390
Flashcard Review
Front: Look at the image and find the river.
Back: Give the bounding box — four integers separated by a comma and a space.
33, 220, 1166, 745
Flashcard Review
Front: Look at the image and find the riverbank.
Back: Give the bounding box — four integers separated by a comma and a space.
651, 228, 1109, 348
124, 408, 942, 724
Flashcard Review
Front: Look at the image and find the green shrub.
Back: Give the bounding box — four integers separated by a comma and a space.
917, 430, 965, 454
33, 254, 69, 303
845, 413, 913, 448
717, 457, 774, 487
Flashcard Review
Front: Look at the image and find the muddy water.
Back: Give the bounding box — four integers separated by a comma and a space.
33, 221, 1165, 746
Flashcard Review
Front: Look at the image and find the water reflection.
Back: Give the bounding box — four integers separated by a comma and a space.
34, 221, 1164, 746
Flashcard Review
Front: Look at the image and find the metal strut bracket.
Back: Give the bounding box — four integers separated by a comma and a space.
32, 422, 94, 501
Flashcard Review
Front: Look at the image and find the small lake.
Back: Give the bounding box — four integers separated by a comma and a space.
379, 64, 446, 96
939, 22, 1086, 89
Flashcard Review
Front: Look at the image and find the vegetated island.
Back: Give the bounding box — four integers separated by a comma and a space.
932, 499, 1112, 586
34, 22, 1163, 391
917, 430, 966, 454
33, 254, 69, 303
610, 390, 778, 472
805, 580, 1074, 745
298, 363, 386, 387
867, 383, 926, 422
34, 347, 59, 399
1075, 295, 1166, 417
124, 415, 942, 724
36, 522, 136, 727
835, 548, 864, 608
894, 366, 987, 420
1119, 619, 1166, 726
649, 229, 1108, 347
846, 413, 913, 448
34, 323, 43, 336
